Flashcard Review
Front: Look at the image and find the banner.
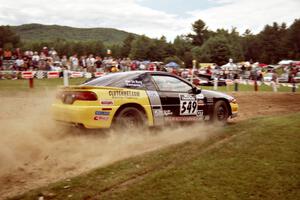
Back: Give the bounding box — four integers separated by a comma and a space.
47, 71, 60, 78
21, 71, 35, 79
70, 71, 83, 78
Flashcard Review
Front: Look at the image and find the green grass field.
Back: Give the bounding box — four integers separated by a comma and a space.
11, 113, 300, 200
0, 78, 298, 93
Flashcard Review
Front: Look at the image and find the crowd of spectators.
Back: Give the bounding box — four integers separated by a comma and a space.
0, 47, 161, 73
1, 47, 299, 83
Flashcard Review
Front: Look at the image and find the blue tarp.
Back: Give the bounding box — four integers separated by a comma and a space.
165, 62, 179, 68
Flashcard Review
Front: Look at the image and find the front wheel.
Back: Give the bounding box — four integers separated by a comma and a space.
113, 107, 146, 129
212, 100, 230, 123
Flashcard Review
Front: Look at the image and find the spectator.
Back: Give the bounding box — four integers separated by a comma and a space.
70, 54, 79, 71
79, 56, 87, 72
15, 57, 24, 71
49, 47, 57, 58
3, 49, 12, 60
61, 55, 69, 69
86, 54, 95, 72
13, 48, 22, 59
95, 56, 103, 72
0, 48, 3, 59
272, 71, 278, 81
42, 47, 49, 57
32, 52, 40, 69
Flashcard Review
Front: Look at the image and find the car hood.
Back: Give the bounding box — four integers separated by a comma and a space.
201, 89, 234, 100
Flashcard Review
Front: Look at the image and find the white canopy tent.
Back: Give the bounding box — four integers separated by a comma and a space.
278, 60, 293, 65
221, 62, 238, 71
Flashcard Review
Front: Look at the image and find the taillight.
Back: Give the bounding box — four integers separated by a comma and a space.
59, 91, 98, 104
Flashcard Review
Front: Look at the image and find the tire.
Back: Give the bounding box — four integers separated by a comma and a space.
113, 107, 146, 129
212, 100, 230, 123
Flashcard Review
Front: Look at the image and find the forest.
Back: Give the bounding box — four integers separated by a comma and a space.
1, 18, 300, 67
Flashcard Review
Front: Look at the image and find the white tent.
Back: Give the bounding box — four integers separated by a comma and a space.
221, 62, 238, 71
278, 60, 293, 65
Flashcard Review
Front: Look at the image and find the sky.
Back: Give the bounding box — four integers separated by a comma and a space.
0, 0, 299, 41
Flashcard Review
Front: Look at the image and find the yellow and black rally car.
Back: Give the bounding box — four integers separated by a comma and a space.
52, 71, 238, 128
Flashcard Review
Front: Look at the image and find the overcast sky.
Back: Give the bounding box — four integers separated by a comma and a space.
0, 0, 299, 41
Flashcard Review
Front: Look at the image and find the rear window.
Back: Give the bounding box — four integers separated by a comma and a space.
83, 72, 157, 90
82, 72, 141, 87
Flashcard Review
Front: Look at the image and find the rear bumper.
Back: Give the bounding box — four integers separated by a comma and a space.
52, 103, 114, 128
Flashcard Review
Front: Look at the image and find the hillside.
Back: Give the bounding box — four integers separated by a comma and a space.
11, 23, 136, 44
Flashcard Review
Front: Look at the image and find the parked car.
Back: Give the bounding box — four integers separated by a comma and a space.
196, 74, 227, 86
263, 73, 273, 82
278, 73, 289, 83
293, 72, 300, 83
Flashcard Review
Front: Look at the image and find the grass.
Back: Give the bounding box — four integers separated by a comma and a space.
10, 113, 300, 200
0, 78, 298, 93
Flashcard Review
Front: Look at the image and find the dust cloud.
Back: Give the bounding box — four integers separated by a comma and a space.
0, 91, 219, 199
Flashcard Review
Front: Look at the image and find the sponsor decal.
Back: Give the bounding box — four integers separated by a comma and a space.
125, 80, 143, 87
108, 90, 140, 97
207, 98, 213, 103
95, 111, 110, 116
154, 109, 173, 117
94, 116, 109, 121
147, 91, 159, 97
154, 109, 164, 117
164, 110, 173, 116
100, 100, 114, 105
197, 110, 204, 117
165, 116, 202, 122
196, 93, 204, 99
206, 97, 214, 105
197, 99, 205, 106
179, 94, 197, 116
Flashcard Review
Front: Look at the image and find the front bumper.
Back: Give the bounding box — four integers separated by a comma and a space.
230, 102, 238, 118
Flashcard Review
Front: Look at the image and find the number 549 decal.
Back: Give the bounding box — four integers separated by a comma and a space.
179, 94, 197, 115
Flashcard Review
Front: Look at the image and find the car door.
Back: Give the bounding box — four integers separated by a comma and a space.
151, 74, 203, 121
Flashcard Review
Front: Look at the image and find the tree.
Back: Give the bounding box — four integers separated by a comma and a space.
193, 36, 231, 66
0, 26, 20, 48
187, 19, 211, 46
121, 34, 135, 58
148, 36, 176, 61
241, 30, 261, 62
129, 35, 152, 60
108, 44, 122, 58
257, 22, 288, 63
214, 28, 244, 61
285, 19, 300, 59
173, 36, 192, 58
182, 51, 193, 68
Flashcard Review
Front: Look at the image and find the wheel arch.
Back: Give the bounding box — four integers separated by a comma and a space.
214, 98, 232, 115
113, 103, 150, 124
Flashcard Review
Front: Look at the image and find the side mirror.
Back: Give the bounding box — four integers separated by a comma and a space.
192, 87, 201, 94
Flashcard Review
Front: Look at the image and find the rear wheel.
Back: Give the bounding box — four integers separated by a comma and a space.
113, 107, 146, 129
212, 100, 230, 123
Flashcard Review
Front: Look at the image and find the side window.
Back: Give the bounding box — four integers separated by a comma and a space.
152, 75, 192, 92
115, 74, 156, 90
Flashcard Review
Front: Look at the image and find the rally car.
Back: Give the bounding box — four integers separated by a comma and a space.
52, 71, 238, 129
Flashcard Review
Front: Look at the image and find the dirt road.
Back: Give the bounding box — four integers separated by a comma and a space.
0, 91, 299, 199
